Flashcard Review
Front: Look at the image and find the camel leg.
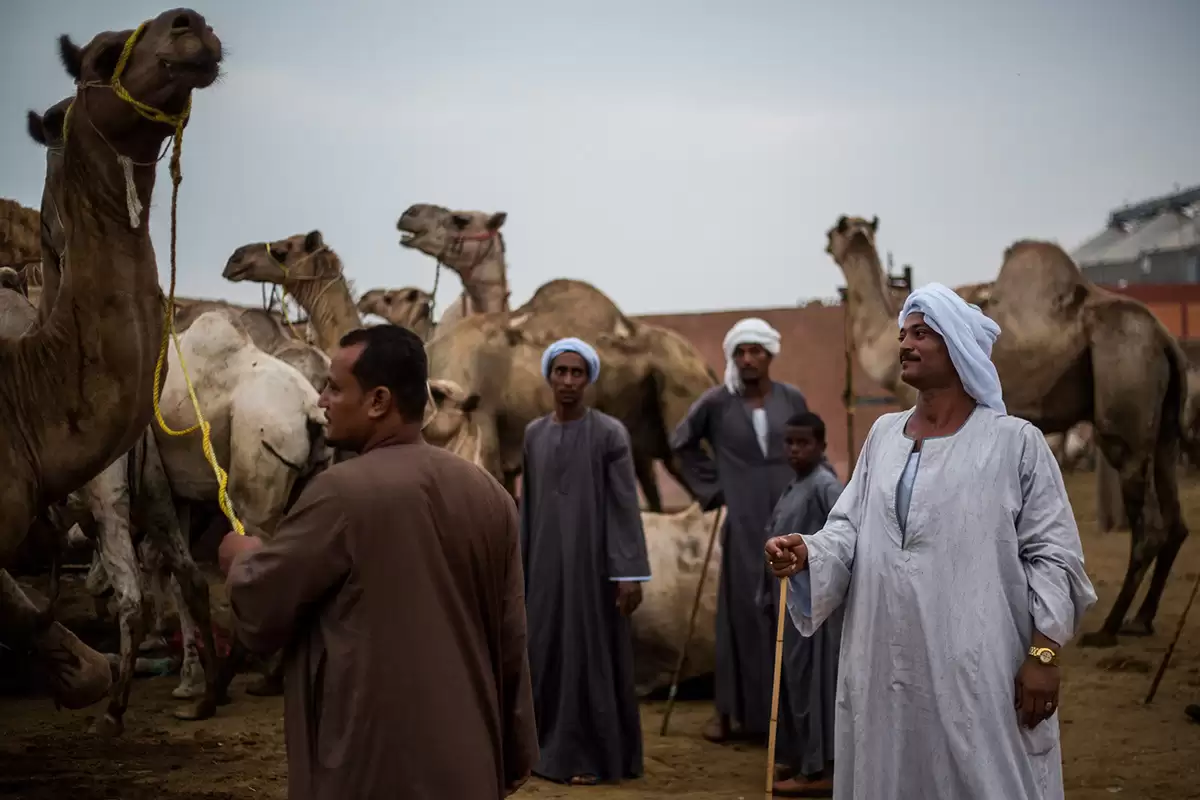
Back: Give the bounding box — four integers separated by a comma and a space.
1080, 326, 1178, 647
128, 432, 224, 722
634, 452, 663, 512
1095, 453, 1127, 533
80, 456, 145, 737
1125, 434, 1190, 635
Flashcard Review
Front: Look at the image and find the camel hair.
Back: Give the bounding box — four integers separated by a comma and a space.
0, 9, 223, 714
357, 286, 435, 339
826, 214, 1190, 647
392, 204, 720, 511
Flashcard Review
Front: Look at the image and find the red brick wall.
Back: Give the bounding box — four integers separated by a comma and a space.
634, 305, 903, 510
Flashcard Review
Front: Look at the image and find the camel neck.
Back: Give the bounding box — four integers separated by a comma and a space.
284, 253, 362, 355
839, 240, 913, 404
458, 238, 509, 315
26, 107, 171, 499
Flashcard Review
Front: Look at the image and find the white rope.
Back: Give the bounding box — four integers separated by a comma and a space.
118, 154, 143, 229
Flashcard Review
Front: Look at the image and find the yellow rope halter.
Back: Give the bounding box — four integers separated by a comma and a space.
81, 21, 246, 536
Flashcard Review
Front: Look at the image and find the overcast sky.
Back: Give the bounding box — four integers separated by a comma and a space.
2, 0, 1197, 317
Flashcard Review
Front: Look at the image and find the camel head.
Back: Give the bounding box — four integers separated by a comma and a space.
825, 215, 879, 263
356, 287, 434, 337
223, 230, 336, 287
397, 203, 507, 271
423, 378, 485, 467
46, 9, 222, 159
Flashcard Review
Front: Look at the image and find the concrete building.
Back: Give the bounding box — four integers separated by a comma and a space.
1073, 184, 1200, 286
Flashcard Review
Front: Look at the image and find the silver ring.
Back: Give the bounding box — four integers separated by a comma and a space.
1044, 701, 1054, 711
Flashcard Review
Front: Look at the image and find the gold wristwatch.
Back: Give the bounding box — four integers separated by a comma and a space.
1028, 645, 1058, 666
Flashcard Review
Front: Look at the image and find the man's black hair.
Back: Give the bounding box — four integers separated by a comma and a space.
785, 410, 826, 444
339, 325, 428, 422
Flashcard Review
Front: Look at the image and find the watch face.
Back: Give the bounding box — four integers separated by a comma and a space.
1039, 651, 1052, 664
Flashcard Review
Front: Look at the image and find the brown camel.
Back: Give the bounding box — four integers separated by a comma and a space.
222, 229, 363, 354
356, 286, 435, 338
1, 9, 222, 710
827, 214, 1189, 646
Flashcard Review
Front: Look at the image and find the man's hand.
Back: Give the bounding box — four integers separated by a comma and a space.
765, 534, 808, 578
218, 531, 263, 576
1014, 659, 1060, 728
615, 581, 643, 616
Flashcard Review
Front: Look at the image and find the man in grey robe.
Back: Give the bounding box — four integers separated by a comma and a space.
520, 337, 651, 786
766, 284, 1098, 799
762, 410, 843, 796
670, 317, 812, 743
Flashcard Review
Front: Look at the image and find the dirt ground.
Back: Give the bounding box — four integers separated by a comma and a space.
3, 471, 1200, 799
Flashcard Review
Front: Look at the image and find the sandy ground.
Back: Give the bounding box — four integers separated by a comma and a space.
2, 471, 1200, 799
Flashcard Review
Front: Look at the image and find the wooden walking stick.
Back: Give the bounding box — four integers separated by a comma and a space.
1145, 570, 1200, 704
765, 577, 789, 799
659, 508, 723, 736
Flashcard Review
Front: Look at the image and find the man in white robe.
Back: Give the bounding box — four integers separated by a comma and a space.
765, 283, 1098, 799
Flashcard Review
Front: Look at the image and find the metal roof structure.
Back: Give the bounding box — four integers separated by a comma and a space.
1072, 184, 1200, 267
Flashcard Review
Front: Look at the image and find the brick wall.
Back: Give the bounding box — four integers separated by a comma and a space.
634, 304, 903, 510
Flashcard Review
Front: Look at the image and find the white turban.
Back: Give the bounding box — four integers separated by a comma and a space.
898, 282, 1006, 414
722, 317, 781, 395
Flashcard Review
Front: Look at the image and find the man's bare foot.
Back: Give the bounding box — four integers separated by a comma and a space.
773, 774, 834, 797
774, 763, 794, 782
569, 775, 598, 785
702, 714, 730, 743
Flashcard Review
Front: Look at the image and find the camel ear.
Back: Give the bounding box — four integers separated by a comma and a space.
836, 215, 848, 233
461, 393, 481, 414
870, 216, 879, 232
26, 111, 48, 146
304, 230, 324, 253
58, 35, 83, 80
487, 211, 507, 231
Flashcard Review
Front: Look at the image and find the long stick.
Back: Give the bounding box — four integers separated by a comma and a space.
765, 578, 789, 799
659, 508, 723, 736
1145, 570, 1200, 704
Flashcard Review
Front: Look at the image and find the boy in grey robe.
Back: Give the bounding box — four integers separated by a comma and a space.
520, 337, 651, 786
766, 284, 1097, 800
762, 410, 842, 797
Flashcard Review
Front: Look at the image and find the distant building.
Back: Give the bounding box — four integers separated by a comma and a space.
1073, 184, 1200, 286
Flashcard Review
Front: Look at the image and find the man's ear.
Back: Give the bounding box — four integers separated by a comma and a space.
367, 386, 393, 419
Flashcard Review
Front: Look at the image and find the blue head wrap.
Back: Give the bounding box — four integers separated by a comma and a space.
541, 337, 601, 383
898, 282, 1006, 413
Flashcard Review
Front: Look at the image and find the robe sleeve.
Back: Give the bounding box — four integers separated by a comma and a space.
226, 472, 351, 655
1014, 423, 1099, 647
785, 422, 875, 637
604, 423, 652, 581
517, 424, 537, 586
498, 491, 538, 787
668, 390, 724, 510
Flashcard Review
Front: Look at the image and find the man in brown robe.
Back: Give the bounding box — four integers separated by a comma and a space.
219, 324, 538, 800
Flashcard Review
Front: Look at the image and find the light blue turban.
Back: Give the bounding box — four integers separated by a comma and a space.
898, 282, 1006, 414
541, 337, 600, 383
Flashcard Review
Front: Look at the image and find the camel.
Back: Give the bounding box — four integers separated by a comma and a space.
357, 286, 435, 338
826, 215, 1189, 647
222, 230, 362, 354
0, 9, 223, 712
395, 204, 719, 510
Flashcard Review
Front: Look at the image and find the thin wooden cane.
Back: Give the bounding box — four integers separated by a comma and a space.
659, 508, 723, 736
1145, 570, 1200, 704
765, 577, 789, 799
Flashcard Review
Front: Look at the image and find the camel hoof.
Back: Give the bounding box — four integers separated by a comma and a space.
1078, 630, 1119, 649
245, 676, 283, 697
92, 713, 124, 738
35, 621, 113, 710
173, 697, 217, 722
172, 681, 207, 700
1120, 619, 1155, 637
